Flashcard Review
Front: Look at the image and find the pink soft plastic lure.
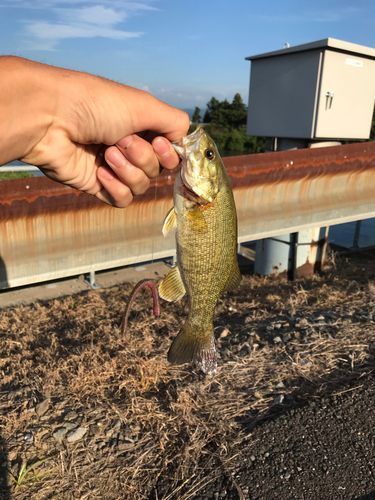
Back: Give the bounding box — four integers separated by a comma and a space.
121, 280, 161, 338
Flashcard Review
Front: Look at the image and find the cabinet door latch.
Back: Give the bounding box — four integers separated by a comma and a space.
325, 91, 334, 110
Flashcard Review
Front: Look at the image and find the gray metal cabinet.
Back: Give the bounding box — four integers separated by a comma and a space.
246, 38, 375, 140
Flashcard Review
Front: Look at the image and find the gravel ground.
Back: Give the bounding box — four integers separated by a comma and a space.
166, 375, 375, 500
1, 247, 375, 499
239, 376, 375, 500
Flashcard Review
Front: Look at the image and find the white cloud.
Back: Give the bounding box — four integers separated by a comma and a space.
57, 6, 128, 26
2, 1, 157, 50
1, 0, 158, 9
26, 21, 142, 41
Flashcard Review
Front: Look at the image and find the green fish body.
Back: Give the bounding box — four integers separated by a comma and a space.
159, 127, 241, 375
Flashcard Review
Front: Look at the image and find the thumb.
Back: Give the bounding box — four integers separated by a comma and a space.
122, 87, 190, 141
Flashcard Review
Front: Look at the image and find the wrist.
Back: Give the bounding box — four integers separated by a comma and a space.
0, 56, 56, 166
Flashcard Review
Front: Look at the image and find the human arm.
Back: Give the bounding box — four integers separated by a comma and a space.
0, 56, 189, 207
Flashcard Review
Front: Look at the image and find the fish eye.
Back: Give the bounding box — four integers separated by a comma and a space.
205, 149, 215, 161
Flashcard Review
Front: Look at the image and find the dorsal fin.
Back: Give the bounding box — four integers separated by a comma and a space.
159, 264, 186, 302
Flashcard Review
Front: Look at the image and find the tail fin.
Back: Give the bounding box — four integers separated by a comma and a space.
167, 326, 217, 375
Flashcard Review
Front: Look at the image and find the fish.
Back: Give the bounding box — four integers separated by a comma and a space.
159, 126, 241, 375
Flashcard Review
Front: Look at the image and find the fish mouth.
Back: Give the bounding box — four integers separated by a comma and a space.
171, 126, 204, 159
182, 182, 209, 205
181, 170, 214, 205
172, 126, 214, 203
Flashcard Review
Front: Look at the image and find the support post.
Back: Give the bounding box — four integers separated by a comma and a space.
84, 271, 101, 289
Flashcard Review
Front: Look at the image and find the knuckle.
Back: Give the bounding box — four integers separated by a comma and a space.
124, 140, 153, 166
138, 146, 154, 167
159, 154, 179, 171
117, 184, 132, 200
181, 111, 190, 131
147, 159, 161, 177
134, 177, 150, 195
116, 192, 133, 208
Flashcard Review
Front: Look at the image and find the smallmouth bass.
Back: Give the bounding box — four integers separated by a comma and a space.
159, 126, 241, 375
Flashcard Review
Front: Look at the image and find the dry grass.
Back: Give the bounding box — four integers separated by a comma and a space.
1, 248, 375, 499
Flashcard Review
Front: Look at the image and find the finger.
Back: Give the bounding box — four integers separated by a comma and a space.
115, 134, 160, 178
95, 188, 119, 207
152, 136, 181, 170
96, 166, 133, 208
105, 145, 151, 193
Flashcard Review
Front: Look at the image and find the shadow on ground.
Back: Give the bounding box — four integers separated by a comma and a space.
0, 254, 9, 290
356, 494, 375, 500
1, 248, 375, 499
0, 434, 10, 500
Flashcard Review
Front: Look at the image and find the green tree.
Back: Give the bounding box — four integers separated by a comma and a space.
226, 128, 245, 151
192, 106, 201, 124
201, 94, 265, 156
228, 93, 248, 128
211, 99, 231, 127
0, 171, 35, 181
203, 97, 220, 123
204, 94, 247, 128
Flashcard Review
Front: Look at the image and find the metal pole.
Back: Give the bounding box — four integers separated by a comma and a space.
352, 220, 362, 249
84, 271, 101, 289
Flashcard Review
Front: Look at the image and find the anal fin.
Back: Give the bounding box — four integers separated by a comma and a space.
159, 264, 186, 302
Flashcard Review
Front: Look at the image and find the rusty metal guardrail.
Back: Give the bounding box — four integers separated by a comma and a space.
1, 141, 375, 290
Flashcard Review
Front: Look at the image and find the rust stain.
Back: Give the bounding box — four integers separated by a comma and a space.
0, 167, 178, 221
1, 141, 375, 288
224, 141, 375, 189
1, 142, 375, 222
296, 261, 315, 278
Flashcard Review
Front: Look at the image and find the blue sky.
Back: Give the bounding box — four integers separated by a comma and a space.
1, 0, 374, 110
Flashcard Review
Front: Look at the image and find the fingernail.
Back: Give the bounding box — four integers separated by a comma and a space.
153, 137, 170, 158
117, 135, 133, 150
98, 166, 115, 180
106, 147, 126, 168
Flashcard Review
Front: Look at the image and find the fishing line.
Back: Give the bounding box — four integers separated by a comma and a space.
134, 167, 158, 329
150, 171, 161, 328
121, 161, 160, 339
151, 170, 158, 267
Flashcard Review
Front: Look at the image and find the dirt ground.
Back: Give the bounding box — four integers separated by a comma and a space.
1, 247, 375, 500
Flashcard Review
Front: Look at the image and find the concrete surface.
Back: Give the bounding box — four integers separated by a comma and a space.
0, 260, 172, 309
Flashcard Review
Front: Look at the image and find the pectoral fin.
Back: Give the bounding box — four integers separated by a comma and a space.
222, 261, 242, 292
159, 264, 186, 302
162, 207, 177, 237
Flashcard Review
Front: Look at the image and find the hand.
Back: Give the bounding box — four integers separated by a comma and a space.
0, 57, 189, 207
